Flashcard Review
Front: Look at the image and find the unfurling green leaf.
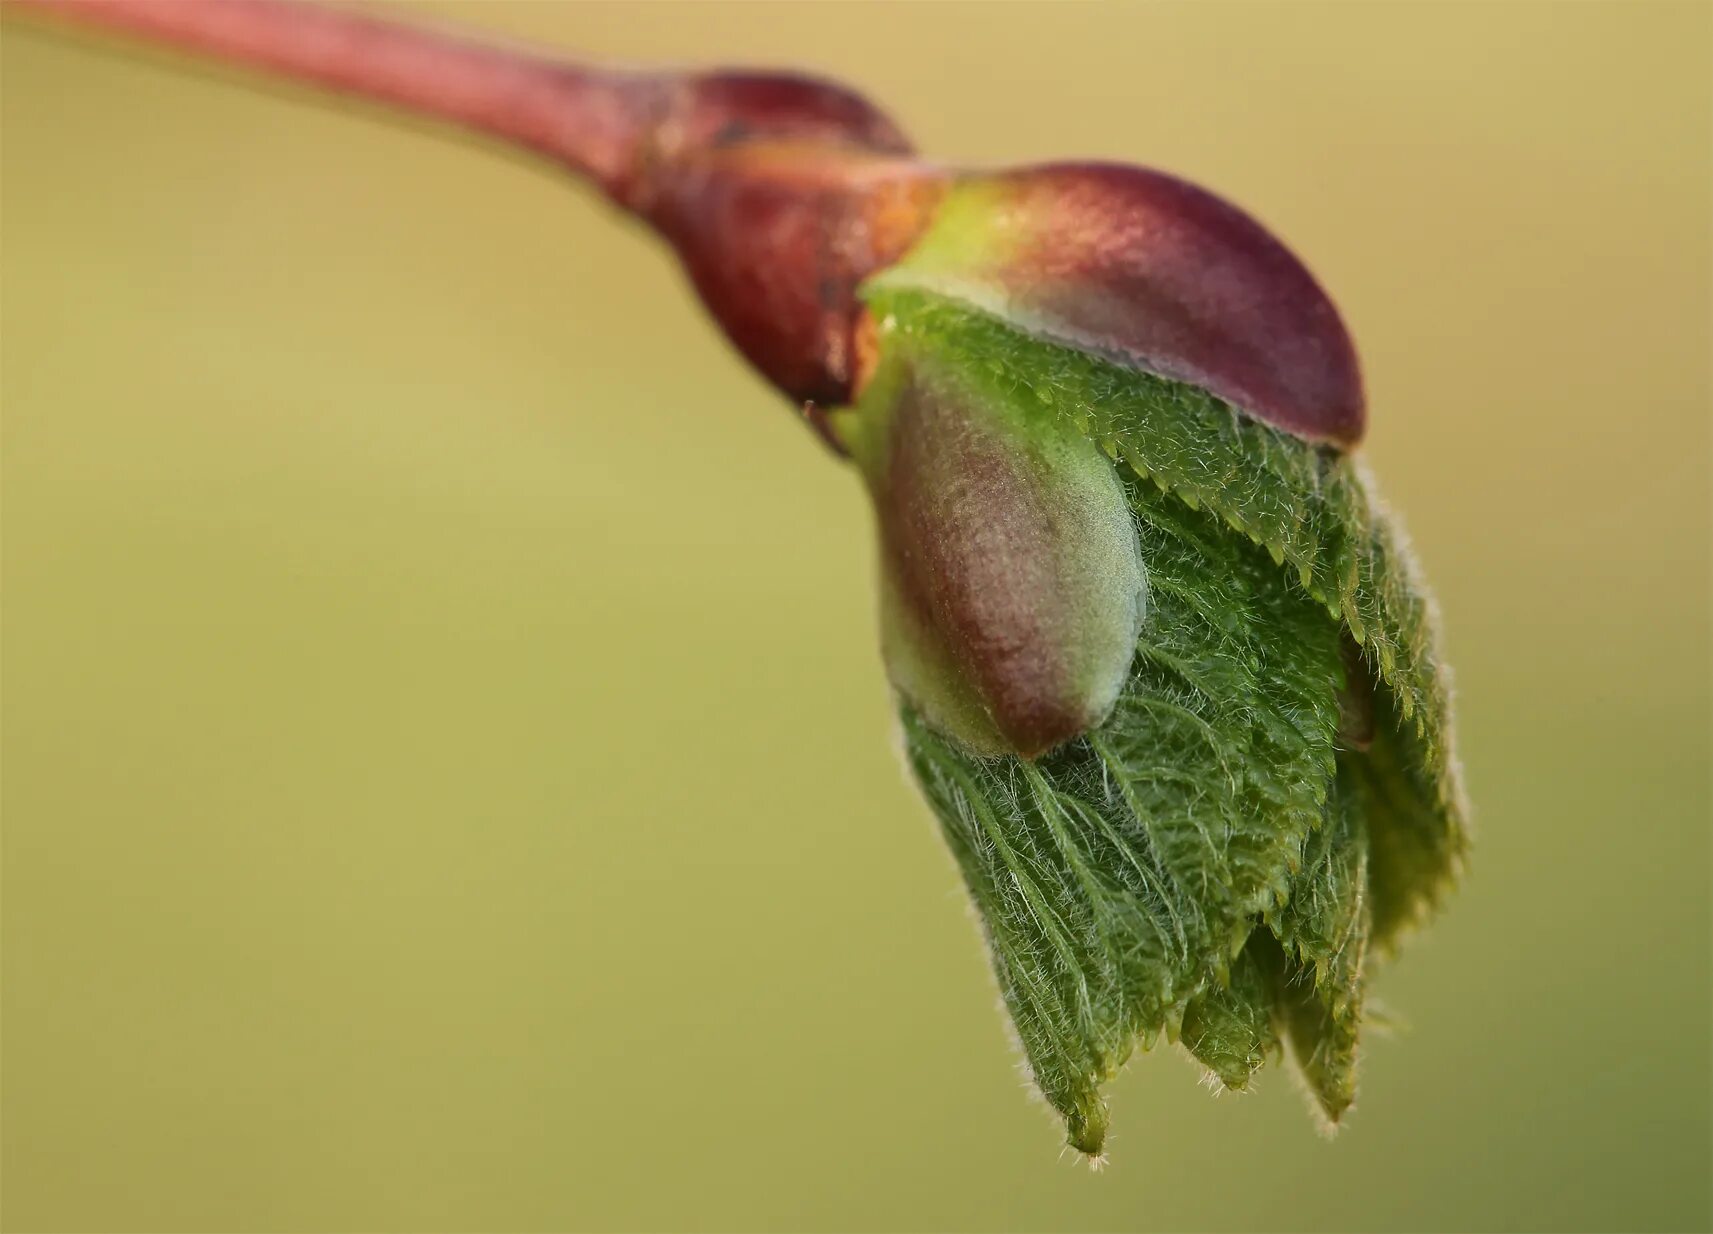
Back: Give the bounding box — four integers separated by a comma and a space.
859, 290, 1467, 1156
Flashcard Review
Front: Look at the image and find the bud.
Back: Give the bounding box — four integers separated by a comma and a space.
605, 82, 1469, 1160
841, 161, 1465, 1157
832, 316, 1146, 759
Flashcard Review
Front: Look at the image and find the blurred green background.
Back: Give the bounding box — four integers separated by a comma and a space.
3, 3, 1708, 1231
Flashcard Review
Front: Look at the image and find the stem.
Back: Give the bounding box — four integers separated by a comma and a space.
7, 0, 662, 203
8, 0, 936, 409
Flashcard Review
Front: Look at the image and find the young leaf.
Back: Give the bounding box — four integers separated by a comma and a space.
870, 290, 1465, 1154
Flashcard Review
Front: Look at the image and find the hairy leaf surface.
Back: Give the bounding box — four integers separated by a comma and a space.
869, 289, 1467, 1154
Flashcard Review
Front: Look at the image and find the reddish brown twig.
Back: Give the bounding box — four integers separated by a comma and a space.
6, 0, 1364, 446
6, 0, 941, 414
11, 0, 664, 200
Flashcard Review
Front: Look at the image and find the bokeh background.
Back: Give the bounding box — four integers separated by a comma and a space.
3, 3, 1708, 1231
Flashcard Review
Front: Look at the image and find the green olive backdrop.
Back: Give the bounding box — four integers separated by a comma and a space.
3, 3, 1708, 1231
